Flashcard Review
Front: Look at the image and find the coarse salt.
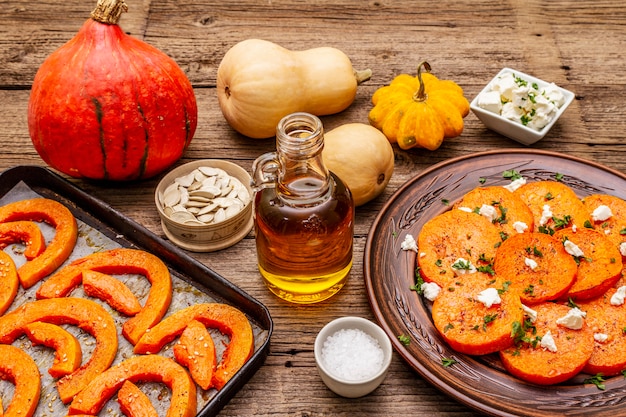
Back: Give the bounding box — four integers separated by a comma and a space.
321, 328, 384, 381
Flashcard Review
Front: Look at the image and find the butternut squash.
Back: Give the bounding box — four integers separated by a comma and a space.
216, 39, 371, 139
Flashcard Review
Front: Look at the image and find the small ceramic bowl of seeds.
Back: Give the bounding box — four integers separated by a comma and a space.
155, 159, 254, 252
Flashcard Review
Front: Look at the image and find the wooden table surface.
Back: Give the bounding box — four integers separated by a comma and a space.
2, 1, 626, 416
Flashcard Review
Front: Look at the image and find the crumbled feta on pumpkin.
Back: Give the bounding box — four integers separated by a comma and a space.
556, 307, 586, 330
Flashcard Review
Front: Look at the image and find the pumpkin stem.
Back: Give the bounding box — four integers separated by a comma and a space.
90, 0, 128, 25
354, 69, 373, 85
412, 61, 432, 102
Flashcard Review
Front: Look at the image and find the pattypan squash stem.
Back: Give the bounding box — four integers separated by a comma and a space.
91, 0, 128, 25
412, 61, 432, 102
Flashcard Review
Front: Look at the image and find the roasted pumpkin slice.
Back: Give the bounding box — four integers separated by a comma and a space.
431, 273, 523, 355
173, 319, 217, 390
134, 303, 254, 390
0, 297, 117, 403
494, 232, 578, 304
553, 227, 623, 300
37, 248, 172, 345
579, 287, 626, 376
68, 354, 197, 417
0, 344, 41, 417
0, 250, 18, 315
23, 321, 82, 378
0, 220, 46, 260
417, 209, 502, 287
117, 380, 159, 417
82, 269, 142, 316
500, 302, 594, 385
513, 181, 591, 233
0, 198, 78, 288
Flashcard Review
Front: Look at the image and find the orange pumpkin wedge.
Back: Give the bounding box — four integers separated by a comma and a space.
0, 297, 117, 403
117, 380, 159, 417
173, 319, 217, 390
0, 250, 18, 315
0, 220, 46, 260
82, 269, 142, 316
23, 321, 83, 379
134, 303, 254, 390
68, 354, 197, 417
37, 248, 172, 345
0, 344, 41, 417
0, 198, 78, 288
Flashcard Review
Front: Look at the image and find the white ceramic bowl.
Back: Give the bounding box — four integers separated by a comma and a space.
314, 316, 392, 398
155, 159, 253, 252
470, 68, 575, 145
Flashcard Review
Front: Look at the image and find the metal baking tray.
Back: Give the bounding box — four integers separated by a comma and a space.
0, 165, 273, 417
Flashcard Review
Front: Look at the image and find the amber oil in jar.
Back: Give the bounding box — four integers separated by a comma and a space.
251, 113, 354, 304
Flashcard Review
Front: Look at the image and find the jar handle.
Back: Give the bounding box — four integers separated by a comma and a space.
251, 152, 279, 191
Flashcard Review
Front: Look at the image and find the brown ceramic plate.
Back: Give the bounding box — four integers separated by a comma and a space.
364, 149, 626, 417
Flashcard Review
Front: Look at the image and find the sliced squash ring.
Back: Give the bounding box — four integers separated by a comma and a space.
0, 198, 78, 288
68, 354, 196, 417
0, 344, 41, 417
37, 247, 172, 345
134, 303, 253, 390
0, 297, 117, 403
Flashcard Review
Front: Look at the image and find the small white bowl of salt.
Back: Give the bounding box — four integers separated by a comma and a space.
314, 316, 392, 398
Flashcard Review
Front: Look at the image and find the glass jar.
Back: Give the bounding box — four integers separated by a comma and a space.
251, 112, 354, 304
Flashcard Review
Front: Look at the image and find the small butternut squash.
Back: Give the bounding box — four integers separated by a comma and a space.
217, 39, 372, 139
368, 61, 470, 151
322, 123, 394, 206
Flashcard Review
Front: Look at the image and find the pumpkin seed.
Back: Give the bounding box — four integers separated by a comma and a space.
159, 165, 250, 226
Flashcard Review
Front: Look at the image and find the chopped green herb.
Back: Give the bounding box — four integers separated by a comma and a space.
555, 173, 564, 181
398, 334, 411, 346
479, 177, 487, 184
442, 199, 450, 205
442, 358, 458, 367
502, 170, 522, 180
584, 374, 606, 390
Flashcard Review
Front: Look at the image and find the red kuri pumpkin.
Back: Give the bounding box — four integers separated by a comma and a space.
28, 0, 197, 181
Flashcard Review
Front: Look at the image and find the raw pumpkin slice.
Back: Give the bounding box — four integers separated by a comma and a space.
117, 380, 159, 417
0, 220, 46, 260
23, 321, 82, 378
578, 287, 626, 376
173, 319, 217, 390
553, 227, 623, 301
417, 209, 502, 287
68, 354, 197, 417
493, 232, 577, 304
0, 344, 41, 417
0, 198, 78, 288
134, 303, 254, 390
0, 297, 117, 403
453, 185, 535, 238
82, 269, 142, 316
500, 302, 594, 385
513, 180, 591, 233
582, 194, 626, 258
0, 250, 18, 315
37, 247, 172, 345
431, 272, 523, 355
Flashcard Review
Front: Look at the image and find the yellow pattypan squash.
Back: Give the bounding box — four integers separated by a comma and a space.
368, 61, 470, 151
